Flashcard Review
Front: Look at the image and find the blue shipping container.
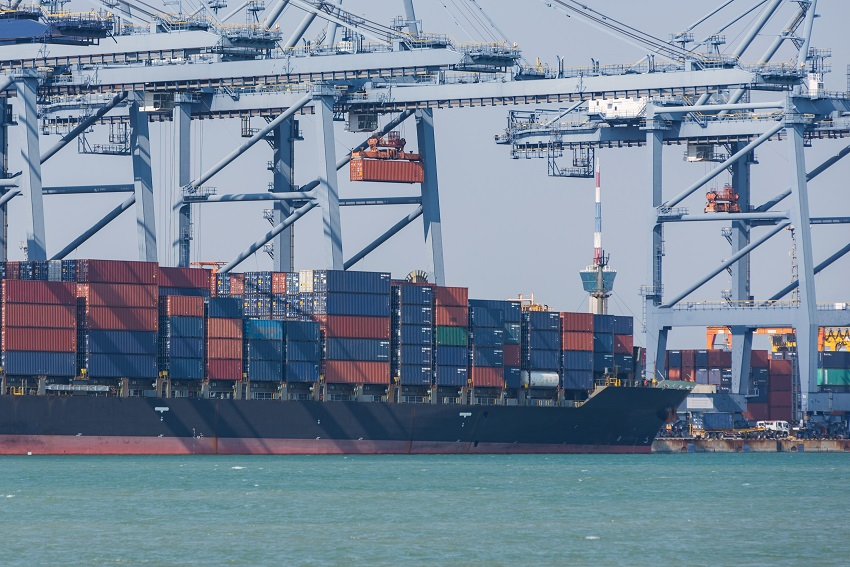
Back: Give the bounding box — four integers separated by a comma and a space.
668, 350, 683, 368
283, 321, 320, 343
286, 341, 321, 362
285, 361, 319, 383
398, 364, 433, 386
614, 353, 635, 371
160, 316, 205, 338
504, 323, 521, 345
244, 360, 283, 382
528, 330, 560, 351
472, 347, 503, 368
435, 365, 468, 387
84, 330, 158, 355
525, 311, 560, 331
593, 314, 615, 334
398, 284, 433, 305
313, 270, 391, 294
505, 366, 522, 389
563, 370, 594, 390
244, 340, 284, 361
2, 351, 76, 377
161, 337, 204, 358
435, 345, 468, 366
400, 345, 433, 365
325, 338, 390, 361
206, 297, 242, 319
243, 319, 284, 341
469, 299, 522, 323
526, 349, 560, 370
612, 315, 634, 335
562, 350, 593, 371
594, 352, 615, 373
244, 272, 273, 294
399, 324, 433, 346
469, 306, 503, 329
321, 293, 391, 317
158, 286, 210, 298
593, 333, 614, 353
83, 353, 158, 379
398, 304, 433, 326
162, 357, 205, 379
470, 327, 504, 348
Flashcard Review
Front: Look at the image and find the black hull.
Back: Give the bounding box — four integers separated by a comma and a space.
0, 387, 687, 455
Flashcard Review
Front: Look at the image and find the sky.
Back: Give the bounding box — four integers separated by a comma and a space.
7, 0, 850, 349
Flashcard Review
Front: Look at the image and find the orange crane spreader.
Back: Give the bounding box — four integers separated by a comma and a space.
350, 131, 424, 183
704, 184, 741, 213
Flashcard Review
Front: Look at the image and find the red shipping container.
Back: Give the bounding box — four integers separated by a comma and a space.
1, 304, 76, 329
206, 338, 243, 359
769, 358, 792, 377
561, 312, 594, 332
681, 366, 695, 382
1, 280, 77, 305
80, 306, 158, 331
207, 318, 243, 339
503, 344, 521, 367
708, 349, 732, 368
230, 274, 244, 295
324, 360, 390, 384
76, 259, 157, 284
271, 272, 289, 294
350, 157, 424, 183
435, 305, 469, 327
744, 402, 770, 421
561, 331, 593, 351
433, 286, 468, 307
682, 349, 696, 368
77, 283, 158, 308
614, 334, 634, 354
4, 261, 20, 280
769, 390, 793, 407
769, 405, 793, 422
2, 327, 76, 352
160, 295, 205, 317
751, 349, 770, 368
318, 315, 391, 339
769, 374, 792, 392
667, 368, 681, 381
471, 366, 504, 388
157, 266, 211, 289
206, 359, 243, 380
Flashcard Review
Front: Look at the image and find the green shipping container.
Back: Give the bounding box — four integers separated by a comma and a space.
818, 369, 850, 386
436, 326, 468, 346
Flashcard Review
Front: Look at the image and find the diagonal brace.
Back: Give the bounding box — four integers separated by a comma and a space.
344, 205, 424, 270
756, 142, 850, 212
768, 241, 850, 302
41, 92, 128, 164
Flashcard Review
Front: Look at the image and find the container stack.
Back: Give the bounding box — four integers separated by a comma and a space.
214, 272, 244, 297
283, 320, 321, 383
304, 270, 392, 385
1, 280, 78, 377
768, 358, 793, 421
205, 296, 244, 380
818, 351, 850, 389
469, 299, 522, 389
242, 271, 274, 318
521, 311, 561, 389
744, 350, 771, 420
76, 260, 159, 380
243, 319, 284, 382
560, 312, 594, 390
467, 301, 505, 388
158, 295, 205, 380
391, 282, 434, 387
434, 286, 469, 388
612, 315, 635, 379
592, 314, 615, 378
271, 272, 300, 320
158, 266, 211, 297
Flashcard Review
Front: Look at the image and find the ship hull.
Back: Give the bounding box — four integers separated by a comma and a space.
0, 387, 686, 455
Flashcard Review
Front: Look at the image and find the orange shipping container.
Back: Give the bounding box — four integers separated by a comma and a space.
206, 338, 243, 359
433, 286, 468, 307
324, 360, 390, 384
230, 273, 244, 296
471, 366, 504, 388
206, 318, 243, 339
769, 374, 792, 392
318, 315, 391, 339
561, 331, 593, 351
271, 272, 289, 294
1, 304, 76, 329
614, 334, 634, 354
744, 402, 770, 421
80, 306, 158, 331
769, 405, 793, 422
77, 283, 158, 308
561, 312, 594, 332
769, 390, 792, 407
350, 158, 424, 183
2, 327, 77, 352
435, 305, 469, 327
160, 295, 205, 317
667, 368, 681, 381
769, 358, 792, 377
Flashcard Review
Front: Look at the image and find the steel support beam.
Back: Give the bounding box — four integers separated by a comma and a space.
129, 98, 156, 262
756, 142, 850, 212
40, 92, 128, 164
220, 201, 317, 274
796, 0, 818, 68
344, 205, 423, 270
187, 93, 312, 191
326, 0, 343, 44
263, 0, 290, 28
196, 192, 313, 203
51, 195, 137, 260
732, 0, 782, 59
173, 97, 192, 267
416, 108, 445, 285
662, 221, 789, 309
657, 101, 784, 115
0, 189, 19, 207
402, 0, 418, 35
0, 97, 8, 261
768, 241, 850, 302
644, 113, 666, 383
15, 75, 46, 260
286, 10, 318, 48
313, 91, 343, 269
42, 184, 133, 195
663, 121, 783, 208
272, 117, 296, 272
787, 117, 818, 414
730, 141, 753, 397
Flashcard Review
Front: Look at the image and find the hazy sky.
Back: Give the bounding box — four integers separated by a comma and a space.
8, 0, 850, 349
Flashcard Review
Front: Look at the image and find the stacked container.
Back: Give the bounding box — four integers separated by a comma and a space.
391, 282, 434, 386
592, 314, 615, 378
467, 302, 505, 388
768, 358, 793, 421
1, 280, 77, 377
819, 351, 850, 388
433, 286, 469, 387
205, 296, 244, 380
521, 311, 561, 389
303, 270, 392, 385
158, 266, 211, 297
612, 315, 635, 378
242, 271, 273, 318
76, 260, 159, 379
159, 295, 205, 380
283, 320, 321, 383
271, 272, 300, 320
243, 319, 284, 381
561, 311, 594, 390
470, 299, 522, 389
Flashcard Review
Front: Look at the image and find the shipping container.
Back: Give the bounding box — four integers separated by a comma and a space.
78, 306, 158, 331
243, 340, 285, 361
206, 359, 242, 380
682, 349, 696, 368
667, 351, 683, 369
667, 368, 682, 381
592, 314, 614, 334
695, 350, 709, 368
398, 284, 434, 306
469, 327, 504, 348
324, 360, 390, 384
244, 360, 284, 382
561, 331, 593, 351
319, 315, 391, 339
158, 266, 211, 289
400, 345, 433, 365
311, 270, 392, 295
229, 274, 245, 295
160, 337, 205, 358
562, 350, 593, 371
2, 327, 76, 352
76, 283, 158, 308
743, 402, 770, 421
281, 320, 320, 343
503, 344, 521, 367
82, 353, 158, 379
471, 346, 503, 368
703, 412, 735, 431
206, 297, 243, 319
325, 338, 390, 361
435, 365, 468, 387
161, 357, 204, 380
159, 286, 209, 298
397, 304, 433, 326
769, 358, 793, 376
269, 272, 289, 295
160, 316, 205, 338
504, 323, 521, 345
399, 325, 433, 346
243, 319, 284, 341
306, 292, 391, 317
76, 259, 157, 285
435, 305, 469, 327
505, 366, 521, 389
244, 271, 273, 294
525, 311, 560, 331
769, 374, 792, 392
398, 365, 433, 386
285, 361, 319, 383
528, 330, 561, 351
563, 369, 594, 390
708, 368, 722, 385
350, 157, 424, 183
769, 405, 793, 422
286, 340, 321, 362
469, 299, 522, 322
526, 349, 560, 370
708, 350, 732, 368
435, 326, 467, 346
433, 286, 468, 307
471, 366, 504, 388
2, 351, 76, 376
206, 318, 243, 339
592, 333, 614, 353
820, 351, 850, 369
84, 330, 158, 355
611, 315, 634, 335
206, 338, 243, 359
469, 306, 504, 329
614, 334, 634, 355
2, 280, 76, 305
560, 311, 594, 333
435, 345, 468, 366
818, 369, 850, 386
159, 295, 205, 317
594, 353, 615, 373
695, 368, 708, 384
521, 370, 559, 389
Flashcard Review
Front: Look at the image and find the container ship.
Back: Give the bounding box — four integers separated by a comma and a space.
0, 259, 689, 455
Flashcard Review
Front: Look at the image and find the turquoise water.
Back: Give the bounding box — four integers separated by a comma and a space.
1, 454, 848, 566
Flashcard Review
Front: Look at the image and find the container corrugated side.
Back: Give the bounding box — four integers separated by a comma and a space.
2, 351, 76, 376
157, 266, 211, 289
325, 338, 390, 361
324, 360, 390, 384
206, 338, 243, 359
433, 286, 468, 307
1, 280, 77, 305
435, 305, 468, 327
83, 330, 158, 354
244, 340, 284, 361
285, 361, 319, 383
78, 306, 158, 331
76, 259, 157, 284
318, 315, 391, 339
1, 304, 76, 328
560, 311, 594, 332
82, 353, 158, 379
398, 365, 433, 386
206, 318, 243, 339
76, 283, 158, 308
561, 331, 593, 351
470, 366, 504, 388
1, 327, 76, 352
160, 316, 205, 338
435, 366, 467, 387
243, 319, 284, 341
206, 359, 242, 380
563, 370, 593, 390
159, 295, 204, 317
350, 157, 424, 184
399, 325, 433, 345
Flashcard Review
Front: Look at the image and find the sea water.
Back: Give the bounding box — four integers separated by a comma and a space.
1, 453, 848, 566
